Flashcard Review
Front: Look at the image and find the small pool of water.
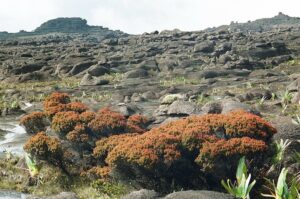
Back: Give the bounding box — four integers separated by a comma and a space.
0, 116, 28, 156
0, 190, 27, 199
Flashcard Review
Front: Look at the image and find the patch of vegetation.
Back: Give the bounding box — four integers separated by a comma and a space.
0, 97, 20, 112
160, 76, 199, 87
102, 73, 124, 83
195, 93, 212, 105
20, 92, 299, 197
221, 157, 256, 199
0, 78, 80, 91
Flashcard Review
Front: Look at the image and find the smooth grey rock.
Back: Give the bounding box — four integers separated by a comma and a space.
194, 41, 215, 53
26, 192, 79, 199
68, 61, 95, 75
163, 190, 234, 199
221, 100, 259, 115
167, 100, 200, 116
125, 69, 149, 78
80, 74, 109, 86
287, 78, 300, 92
201, 102, 223, 114
87, 65, 110, 77
121, 189, 159, 199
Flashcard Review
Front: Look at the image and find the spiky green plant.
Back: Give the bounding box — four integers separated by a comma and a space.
25, 153, 39, 177
292, 116, 300, 125
293, 148, 300, 184
281, 91, 293, 106
262, 168, 300, 199
221, 157, 256, 199
272, 139, 292, 165
259, 96, 267, 106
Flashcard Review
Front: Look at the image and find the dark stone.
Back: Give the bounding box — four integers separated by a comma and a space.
194, 41, 215, 53
87, 65, 110, 77
68, 61, 95, 76
124, 69, 149, 78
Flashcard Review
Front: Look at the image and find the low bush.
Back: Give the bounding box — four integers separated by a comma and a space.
93, 133, 139, 161
80, 111, 96, 124
23, 132, 62, 162
127, 114, 148, 134
88, 108, 128, 137
43, 92, 70, 118
66, 102, 89, 113
20, 112, 49, 134
99, 110, 276, 191
51, 111, 81, 136
66, 124, 89, 143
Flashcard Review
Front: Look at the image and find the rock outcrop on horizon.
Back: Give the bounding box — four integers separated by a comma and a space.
210, 12, 300, 32
0, 17, 127, 40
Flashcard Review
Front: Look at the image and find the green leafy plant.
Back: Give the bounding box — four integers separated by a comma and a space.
91, 180, 127, 197
271, 93, 276, 101
292, 116, 300, 125
259, 96, 267, 106
272, 139, 292, 165
281, 91, 293, 106
293, 148, 300, 184
195, 93, 212, 105
282, 104, 289, 114
262, 168, 300, 199
221, 156, 256, 199
25, 153, 39, 177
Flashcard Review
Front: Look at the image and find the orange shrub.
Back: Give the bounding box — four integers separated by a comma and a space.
106, 133, 182, 169
51, 111, 81, 136
44, 92, 71, 104
93, 133, 138, 160
88, 108, 127, 136
80, 111, 96, 124
224, 110, 277, 140
86, 166, 111, 179
196, 137, 268, 165
127, 114, 148, 126
43, 92, 70, 118
20, 112, 49, 134
100, 110, 276, 191
66, 102, 89, 113
127, 114, 148, 134
24, 132, 61, 160
66, 124, 89, 143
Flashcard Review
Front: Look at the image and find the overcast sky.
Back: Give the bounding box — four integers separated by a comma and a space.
0, 0, 299, 34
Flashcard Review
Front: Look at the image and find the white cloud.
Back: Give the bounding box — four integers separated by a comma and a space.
0, 0, 299, 34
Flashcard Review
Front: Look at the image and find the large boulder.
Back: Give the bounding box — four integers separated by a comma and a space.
287, 78, 300, 92
194, 41, 215, 53
124, 69, 149, 79
221, 99, 260, 115
201, 99, 259, 115
80, 74, 109, 86
167, 100, 201, 116
27, 192, 79, 199
68, 61, 95, 76
164, 190, 234, 199
121, 189, 159, 199
87, 64, 110, 77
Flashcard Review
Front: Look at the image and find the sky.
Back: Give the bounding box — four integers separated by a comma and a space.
0, 0, 299, 34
